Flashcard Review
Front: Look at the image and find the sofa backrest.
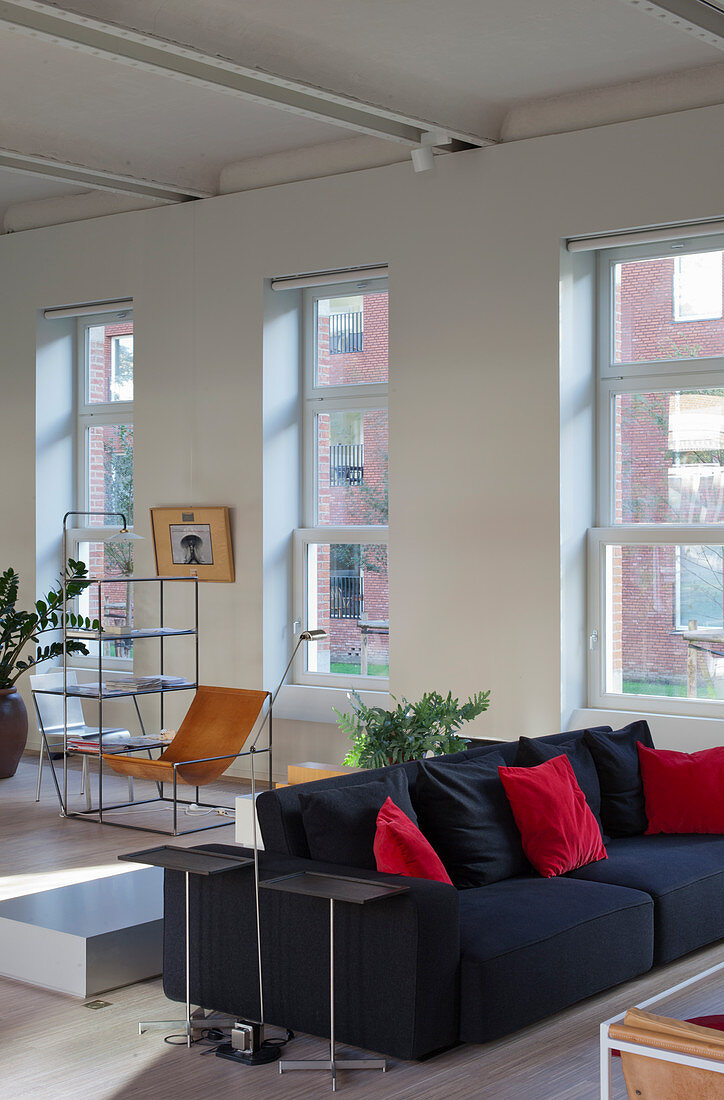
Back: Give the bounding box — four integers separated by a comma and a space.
257, 727, 595, 857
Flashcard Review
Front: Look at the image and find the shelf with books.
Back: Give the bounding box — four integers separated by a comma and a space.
53, 575, 200, 820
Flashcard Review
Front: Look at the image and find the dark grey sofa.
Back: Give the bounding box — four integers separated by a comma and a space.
162, 729, 724, 1060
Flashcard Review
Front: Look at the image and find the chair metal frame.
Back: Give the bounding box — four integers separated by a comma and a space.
66, 695, 273, 837
600, 959, 724, 1099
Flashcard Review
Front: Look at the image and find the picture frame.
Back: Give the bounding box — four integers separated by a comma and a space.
149, 507, 234, 582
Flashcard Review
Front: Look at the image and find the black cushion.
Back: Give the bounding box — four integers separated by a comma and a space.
583, 721, 654, 837
569, 834, 724, 964
299, 769, 416, 870
414, 752, 528, 888
258, 744, 505, 859
457, 876, 653, 1043
513, 734, 604, 829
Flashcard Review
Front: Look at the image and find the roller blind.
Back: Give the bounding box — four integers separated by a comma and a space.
43, 299, 133, 320
271, 265, 387, 291
567, 220, 724, 253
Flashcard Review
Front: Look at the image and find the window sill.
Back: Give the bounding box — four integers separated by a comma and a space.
274, 683, 390, 724
571, 706, 724, 751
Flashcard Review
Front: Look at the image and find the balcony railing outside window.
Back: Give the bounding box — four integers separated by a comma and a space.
330, 574, 364, 618
330, 443, 364, 486
329, 311, 363, 354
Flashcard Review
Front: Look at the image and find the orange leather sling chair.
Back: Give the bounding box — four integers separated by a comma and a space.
103, 684, 269, 788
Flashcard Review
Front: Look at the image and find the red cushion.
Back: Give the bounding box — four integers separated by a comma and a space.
639, 743, 724, 835
498, 755, 607, 878
373, 797, 453, 884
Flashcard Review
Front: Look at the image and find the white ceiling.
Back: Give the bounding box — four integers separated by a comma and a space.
0, 0, 722, 229
0, 31, 344, 194
35, 0, 722, 134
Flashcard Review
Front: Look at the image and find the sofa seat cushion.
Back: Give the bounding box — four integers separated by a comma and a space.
568, 835, 724, 963
457, 876, 653, 1043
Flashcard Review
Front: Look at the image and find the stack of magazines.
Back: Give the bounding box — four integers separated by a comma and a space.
66, 733, 166, 753
103, 675, 188, 693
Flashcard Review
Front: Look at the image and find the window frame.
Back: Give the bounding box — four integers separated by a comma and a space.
294, 527, 389, 690
591, 235, 724, 715
297, 277, 389, 689
588, 524, 724, 717
71, 308, 134, 670
673, 252, 724, 324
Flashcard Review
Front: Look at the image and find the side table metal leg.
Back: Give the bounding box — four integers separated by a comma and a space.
330, 896, 336, 1091
138, 869, 238, 1041
279, 893, 386, 1087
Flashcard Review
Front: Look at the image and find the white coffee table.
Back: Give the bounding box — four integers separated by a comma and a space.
0, 867, 163, 997
600, 959, 724, 1098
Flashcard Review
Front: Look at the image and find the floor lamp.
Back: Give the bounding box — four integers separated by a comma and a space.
221, 628, 327, 1066
60, 510, 142, 814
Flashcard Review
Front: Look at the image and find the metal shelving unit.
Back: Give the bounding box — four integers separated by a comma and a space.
34, 575, 199, 822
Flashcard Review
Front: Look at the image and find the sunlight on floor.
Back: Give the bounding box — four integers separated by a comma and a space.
0, 861, 141, 901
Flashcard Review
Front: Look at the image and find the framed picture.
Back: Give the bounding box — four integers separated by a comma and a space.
150, 507, 234, 582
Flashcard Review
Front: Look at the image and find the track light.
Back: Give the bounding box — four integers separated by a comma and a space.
411, 145, 435, 173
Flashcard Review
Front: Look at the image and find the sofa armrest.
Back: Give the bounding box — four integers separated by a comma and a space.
163, 845, 460, 1060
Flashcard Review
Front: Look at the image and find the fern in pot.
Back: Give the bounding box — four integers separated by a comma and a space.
0, 560, 98, 778
336, 688, 490, 770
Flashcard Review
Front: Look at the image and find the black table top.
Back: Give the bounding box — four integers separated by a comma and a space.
259, 871, 409, 905
118, 845, 253, 875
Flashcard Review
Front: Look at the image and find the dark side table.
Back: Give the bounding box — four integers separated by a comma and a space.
119, 845, 252, 1046
260, 871, 409, 1092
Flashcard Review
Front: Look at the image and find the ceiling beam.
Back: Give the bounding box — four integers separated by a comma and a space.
618, 0, 724, 50
0, 0, 495, 150
0, 147, 209, 202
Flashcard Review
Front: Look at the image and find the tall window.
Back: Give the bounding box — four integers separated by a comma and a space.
72, 308, 135, 663
295, 277, 389, 688
590, 238, 724, 714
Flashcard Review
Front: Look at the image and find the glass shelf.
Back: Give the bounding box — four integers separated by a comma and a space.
66, 627, 197, 641
34, 681, 197, 699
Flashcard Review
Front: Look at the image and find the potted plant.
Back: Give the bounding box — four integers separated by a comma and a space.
0, 560, 98, 778
336, 688, 490, 769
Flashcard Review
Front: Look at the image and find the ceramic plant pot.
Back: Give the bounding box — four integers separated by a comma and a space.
0, 687, 28, 778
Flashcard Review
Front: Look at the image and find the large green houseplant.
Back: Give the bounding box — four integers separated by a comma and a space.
336, 688, 490, 770
0, 560, 98, 778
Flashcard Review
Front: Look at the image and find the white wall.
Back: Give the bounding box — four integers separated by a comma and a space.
1, 104, 723, 778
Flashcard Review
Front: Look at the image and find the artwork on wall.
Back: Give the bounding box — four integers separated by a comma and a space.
150, 507, 234, 582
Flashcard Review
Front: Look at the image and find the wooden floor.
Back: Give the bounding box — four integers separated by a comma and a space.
2, 753, 722, 1099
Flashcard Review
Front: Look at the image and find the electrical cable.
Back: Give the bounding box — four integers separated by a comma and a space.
96, 804, 234, 817
164, 1025, 295, 1057
163, 1026, 228, 1048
